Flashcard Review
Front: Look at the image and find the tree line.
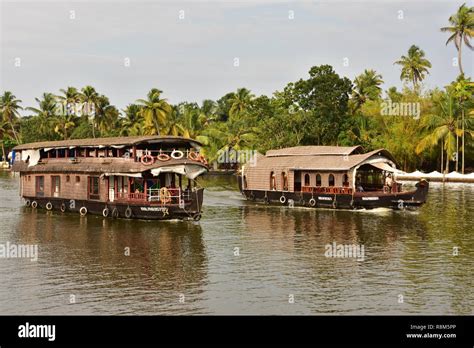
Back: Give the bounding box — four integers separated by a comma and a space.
1, 3, 473, 173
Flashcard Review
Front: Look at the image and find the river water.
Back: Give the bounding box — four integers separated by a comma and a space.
0, 171, 472, 315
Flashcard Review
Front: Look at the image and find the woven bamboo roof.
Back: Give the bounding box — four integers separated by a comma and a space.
13, 136, 203, 150
250, 148, 397, 171
266, 145, 363, 157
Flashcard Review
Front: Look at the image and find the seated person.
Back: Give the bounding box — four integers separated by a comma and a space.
385, 174, 393, 192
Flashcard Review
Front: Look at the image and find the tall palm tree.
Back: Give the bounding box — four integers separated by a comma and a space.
26, 93, 58, 140
0, 91, 22, 143
136, 89, 172, 135
416, 90, 464, 173
120, 104, 143, 136
452, 77, 474, 173
351, 69, 384, 111
441, 3, 474, 75
394, 45, 432, 91
57, 87, 81, 111
178, 103, 210, 145
162, 106, 186, 136
79, 86, 100, 137
228, 88, 255, 119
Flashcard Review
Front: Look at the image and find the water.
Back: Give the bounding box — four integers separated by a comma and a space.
0, 171, 472, 315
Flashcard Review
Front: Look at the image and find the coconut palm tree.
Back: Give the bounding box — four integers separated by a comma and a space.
57, 87, 81, 111
451, 77, 474, 173
228, 88, 255, 119
78, 86, 101, 137
136, 89, 172, 135
177, 103, 210, 145
416, 90, 465, 173
0, 91, 22, 143
162, 106, 186, 136
26, 93, 58, 140
351, 69, 384, 111
93, 95, 119, 137
394, 45, 432, 91
120, 104, 143, 136
441, 3, 474, 75
0, 120, 12, 162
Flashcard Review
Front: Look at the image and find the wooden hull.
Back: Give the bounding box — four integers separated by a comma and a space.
240, 180, 429, 210
21, 188, 205, 221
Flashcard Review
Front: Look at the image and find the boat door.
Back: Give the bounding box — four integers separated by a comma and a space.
109, 175, 115, 202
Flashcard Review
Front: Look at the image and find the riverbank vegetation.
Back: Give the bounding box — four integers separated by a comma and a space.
1, 3, 473, 172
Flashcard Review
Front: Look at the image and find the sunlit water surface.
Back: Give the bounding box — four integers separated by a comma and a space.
0, 172, 472, 314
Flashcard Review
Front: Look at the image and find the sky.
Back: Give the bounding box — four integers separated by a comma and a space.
0, 0, 472, 114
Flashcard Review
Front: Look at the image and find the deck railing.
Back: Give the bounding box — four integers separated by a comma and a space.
302, 186, 353, 194
115, 188, 191, 205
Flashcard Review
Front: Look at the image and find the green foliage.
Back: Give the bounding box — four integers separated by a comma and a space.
1, 59, 473, 172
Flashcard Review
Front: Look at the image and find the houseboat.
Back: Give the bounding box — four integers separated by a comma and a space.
239, 146, 429, 210
12, 136, 209, 220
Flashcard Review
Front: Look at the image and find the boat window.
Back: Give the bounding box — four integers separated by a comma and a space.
304, 173, 310, 186
316, 174, 321, 186
243, 175, 248, 189
35, 176, 44, 197
270, 171, 276, 190
51, 176, 61, 197
328, 174, 335, 187
343, 174, 349, 187
66, 175, 70, 183
281, 172, 288, 191
88, 176, 100, 200
75, 176, 81, 183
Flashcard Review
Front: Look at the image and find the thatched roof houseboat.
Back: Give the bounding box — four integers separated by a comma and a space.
240, 145, 429, 209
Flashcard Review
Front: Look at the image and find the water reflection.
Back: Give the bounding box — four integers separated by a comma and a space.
0, 172, 472, 314
3, 206, 207, 314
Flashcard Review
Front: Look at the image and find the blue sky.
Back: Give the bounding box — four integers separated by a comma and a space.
0, 0, 472, 113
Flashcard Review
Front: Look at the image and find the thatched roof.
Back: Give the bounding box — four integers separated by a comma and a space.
249, 148, 397, 171
11, 157, 208, 174
266, 145, 363, 157
13, 136, 203, 150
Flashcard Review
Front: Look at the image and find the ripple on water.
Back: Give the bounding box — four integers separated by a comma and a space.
0, 172, 473, 314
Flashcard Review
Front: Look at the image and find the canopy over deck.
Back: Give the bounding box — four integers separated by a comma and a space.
13, 135, 203, 151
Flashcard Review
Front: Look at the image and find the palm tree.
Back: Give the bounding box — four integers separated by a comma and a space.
54, 114, 76, 140
394, 45, 432, 91
178, 103, 210, 145
0, 120, 11, 162
162, 106, 186, 136
94, 95, 119, 137
441, 3, 474, 75
452, 77, 474, 173
351, 69, 384, 111
228, 88, 255, 119
26, 93, 58, 140
57, 87, 81, 110
120, 104, 143, 136
136, 89, 172, 135
79, 86, 100, 137
0, 91, 22, 143
416, 90, 464, 173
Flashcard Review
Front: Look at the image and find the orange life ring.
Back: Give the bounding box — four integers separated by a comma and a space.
188, 152, 200, 161
157, 153, 170, 162
198, 154, 208, 165
140, 154, 154, 165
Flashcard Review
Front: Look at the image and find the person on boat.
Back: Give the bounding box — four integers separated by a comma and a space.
385, 173, 393, 192
356, 176, 364, 192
